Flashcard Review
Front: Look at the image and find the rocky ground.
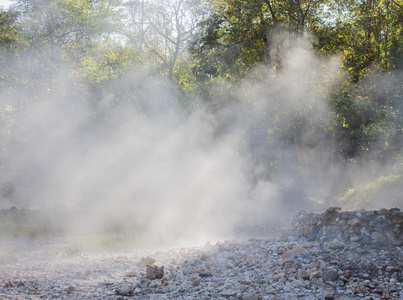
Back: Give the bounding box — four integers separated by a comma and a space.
0, 208, 402, 299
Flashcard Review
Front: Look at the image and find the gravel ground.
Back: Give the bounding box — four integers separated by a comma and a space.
0, 223, 402, 299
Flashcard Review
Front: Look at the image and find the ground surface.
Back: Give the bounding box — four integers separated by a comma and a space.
0, 225, 402, 300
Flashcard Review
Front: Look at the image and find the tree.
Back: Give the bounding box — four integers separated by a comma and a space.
11, 0, 122, 94
122, 0, 206, 79
189, 0, 331, 85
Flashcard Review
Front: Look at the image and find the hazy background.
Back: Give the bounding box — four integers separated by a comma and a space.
0, 1, 11, 9
0, 0, 402, 244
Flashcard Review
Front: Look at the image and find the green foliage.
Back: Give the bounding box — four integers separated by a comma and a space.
0, 9, 21, 51
331, 68, 403, 161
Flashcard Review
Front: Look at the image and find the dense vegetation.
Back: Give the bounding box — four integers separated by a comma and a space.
0, 0, 402, 215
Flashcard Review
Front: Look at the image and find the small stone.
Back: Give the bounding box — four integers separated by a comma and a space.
242, 293, 261, 300
281, 247, 307, 260
347, 218, 361, 226
350, 236, 360, 242
142, 287, 154, 294
329, 239, 344, 250
354, 283, 366, 294
97, 281, 113, 288
386, 266, 400, 272
265, 286, 277, 294
343, 270, 353, 278
276, 246, 286, 255
310, 271, 321, 279
162, 284, 176, 293
66, 285, 76, 293
321, 268, 338, 282
240, 279, 252, 285
372, 232, 387, 244
115, 283, 136, 296
191, 279, 200, 286
298, 271, 310, 280
324, 293, 335, 300
199, 271, 214, 277
146, 265, 164, 280
221, 288, 236, 297
125, 270, 138, 277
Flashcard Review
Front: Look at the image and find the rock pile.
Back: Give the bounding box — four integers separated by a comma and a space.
0, 208, 402, 299
289, 207, 403, 246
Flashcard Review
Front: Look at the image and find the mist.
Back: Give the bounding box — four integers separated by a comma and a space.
0, 30, 401, 245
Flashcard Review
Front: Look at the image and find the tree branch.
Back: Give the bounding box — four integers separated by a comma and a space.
390, 0, 403, 9
263, 0, 277, 21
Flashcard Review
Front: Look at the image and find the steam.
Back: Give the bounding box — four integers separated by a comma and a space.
1, 32, 400, 244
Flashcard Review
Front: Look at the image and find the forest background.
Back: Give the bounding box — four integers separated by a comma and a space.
0, 0, 402, 235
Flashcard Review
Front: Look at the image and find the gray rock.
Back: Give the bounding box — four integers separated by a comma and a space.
347, 218, 361, 226
115, 283, 136, 296
221, 288, 236, 297
146, 265, 164, 280
321, 268, 338, 282
65, 285, 76, 293
199, 271, 214, 277
242, 293, 261, 300
329, 239, 344, 249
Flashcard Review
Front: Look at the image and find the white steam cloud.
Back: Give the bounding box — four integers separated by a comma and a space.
1, 33, 372, 244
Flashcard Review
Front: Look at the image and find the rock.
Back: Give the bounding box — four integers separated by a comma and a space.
115, 283, 136, 296
276, 246, 286, 255
343, 270, 353, 278
353, 283, 366, 294
191, 278, 200, 286
329, 239, 344, 250
97, 281, 113, 288
347, 218, 361, 226
298, 271, 310, 280
310, 271, 321, 279
125, 270, 138, 277
142, 287, 154, 294
264, 286, 277, 294
350, 236, 360, 242
281, 247, 307, 260
242, 293, 261, 300
199, 271, 214, 277
146, 265, 164, 280
324, 293, 335, 300
372, 232, 387, 244
321, 268, 338, 282
221, 288, 236, 297
66, 285, 76, 293
162, 284, 176, 293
